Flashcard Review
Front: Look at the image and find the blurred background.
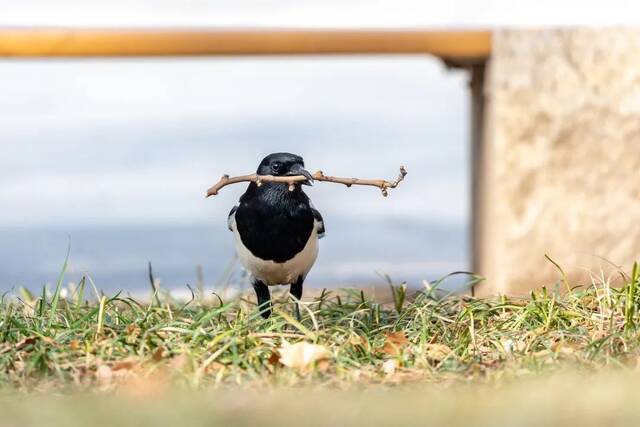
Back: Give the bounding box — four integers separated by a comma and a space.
0, 57, 468, 294
1, 0, 637, 295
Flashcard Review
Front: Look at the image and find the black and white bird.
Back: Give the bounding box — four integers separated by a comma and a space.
227, 153, 325, 318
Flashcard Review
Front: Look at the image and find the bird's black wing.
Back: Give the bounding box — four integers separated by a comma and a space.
227, 205, 238, 231
311, 207, 325, 239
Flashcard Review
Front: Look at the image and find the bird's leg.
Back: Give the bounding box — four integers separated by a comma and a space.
252, 279, 271, 319
290, 276, 304, 321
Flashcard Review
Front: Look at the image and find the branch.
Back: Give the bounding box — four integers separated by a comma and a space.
206, 166, 407, 197
313, 166, 407, 197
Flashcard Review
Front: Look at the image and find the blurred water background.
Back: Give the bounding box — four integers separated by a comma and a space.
0, 220, 467, 294
0, 57, 469, 294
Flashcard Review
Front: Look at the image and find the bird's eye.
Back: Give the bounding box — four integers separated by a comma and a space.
271, 162, 282, 173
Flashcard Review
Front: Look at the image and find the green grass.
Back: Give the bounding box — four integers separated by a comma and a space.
2, 263, 640, 425
1, 262, 640, 392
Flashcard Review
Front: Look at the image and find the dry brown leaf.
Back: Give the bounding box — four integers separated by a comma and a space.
0, 336, 37, 354
381, 332, 409, 356
113, 359, 137, 371
316, 359, 331, 372
267, 351, 281, 366
387, 331, 409, 345
152, 347, 164, 362
69, 339, 80, 351
349, 334, 369, 350
126, 324, 141, 343
14, 337, 37, 351
278, 341, 331, 372
424, 344, 452, 362
211, 361, 225, 370
204, 361, 225, 374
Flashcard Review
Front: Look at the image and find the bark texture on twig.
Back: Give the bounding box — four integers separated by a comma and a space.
206, 166, 407, 197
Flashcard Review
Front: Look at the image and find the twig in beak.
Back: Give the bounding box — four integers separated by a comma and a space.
206, 166, 407, 197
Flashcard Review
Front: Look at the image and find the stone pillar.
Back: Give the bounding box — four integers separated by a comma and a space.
474, 29, 640, 296
469, 62, 488, 296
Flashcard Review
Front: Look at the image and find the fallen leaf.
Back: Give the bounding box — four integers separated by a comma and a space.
382, 359, 398, 376
69, 340, 80, 351
381, 332, 409, 356
349, 334, 370, 351
316, 359, 330, 372
0, 337, 38, 354
424, 344, 452, 362
387, 331, 409, 345
204, 361, 225, 375
113, 360, 137, 371
267, 351, 281, 366
15, 337, 37, 351
126, 324, 141, 343
278, 341, 331, 372
152, 347, 164, 362
96, 365, 113, 386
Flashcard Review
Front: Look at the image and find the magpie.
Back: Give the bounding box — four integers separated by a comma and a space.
227, 153, 325, 319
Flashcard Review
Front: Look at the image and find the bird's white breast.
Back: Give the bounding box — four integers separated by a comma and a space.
229, 213, 321, 286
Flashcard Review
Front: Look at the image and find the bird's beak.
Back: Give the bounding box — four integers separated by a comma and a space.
289, 165, 314, 186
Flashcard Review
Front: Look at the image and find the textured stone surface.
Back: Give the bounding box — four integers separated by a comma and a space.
475, 29, 640, 295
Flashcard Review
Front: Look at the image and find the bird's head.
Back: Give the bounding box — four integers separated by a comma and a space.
257, 153, 313, 185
